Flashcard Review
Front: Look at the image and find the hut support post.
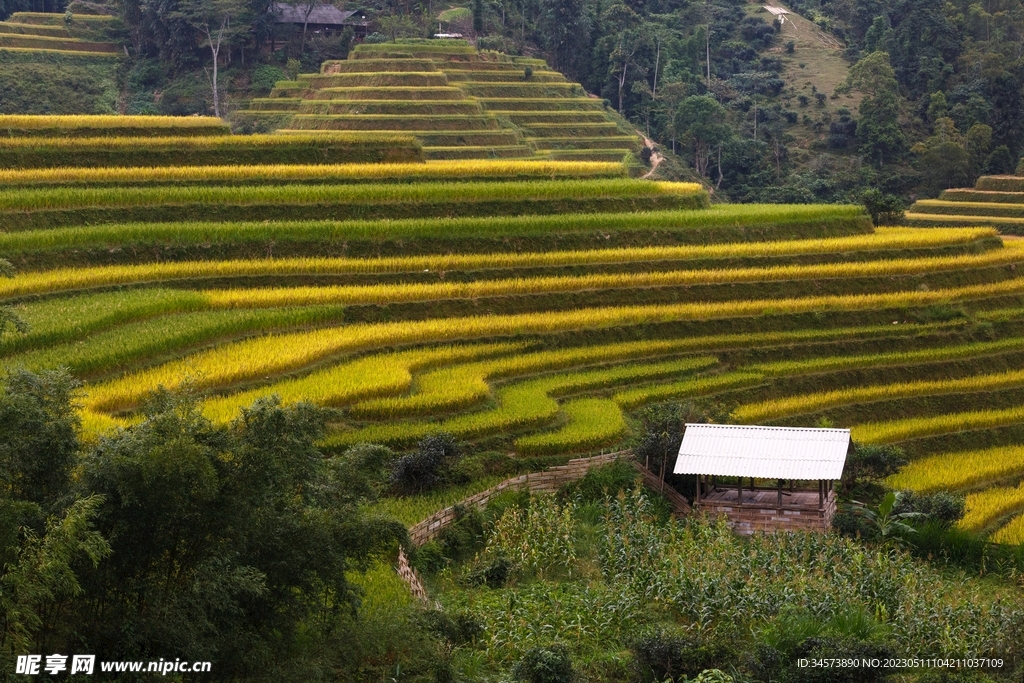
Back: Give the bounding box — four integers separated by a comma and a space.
777, 478, 783, 511
695, 475, 702, 506
818, 480, 824, 511
738, 476, 743, 507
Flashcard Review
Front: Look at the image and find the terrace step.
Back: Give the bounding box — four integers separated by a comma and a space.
305, 86, 466, 101
422, 145, 534, 159
529, 136, 641, 151
298, 72, 450, 88
320, 58, 439, 73
442, 70, 566, 83
296, 100, 485, 115
491, 111, 611, 124
250, 98, 303, 111
475, 97, 606, 111
287, 114, 500, 131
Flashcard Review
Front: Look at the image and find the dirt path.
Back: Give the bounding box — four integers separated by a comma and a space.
638, 132, 664, 179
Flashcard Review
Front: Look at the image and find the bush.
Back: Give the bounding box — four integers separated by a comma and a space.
631, 632, 735, 683
640, 146, 653, 164
559, 460, 638, 504
513, 645, 574, 683
895, 490, 965, 527
389, 432, 461, 495
785, 39, 795, 53
250, 65, 286, 95
524, 65, 533, 80
861, 188, 904, 226
363, 31, 388, 43
840, 441, 907, 494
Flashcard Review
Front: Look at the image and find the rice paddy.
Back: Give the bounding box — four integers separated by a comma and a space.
1, 111, 1024, 545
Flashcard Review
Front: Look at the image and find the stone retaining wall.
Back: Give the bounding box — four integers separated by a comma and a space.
407, 450, 628, 546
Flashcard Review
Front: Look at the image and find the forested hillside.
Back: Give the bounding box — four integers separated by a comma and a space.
2, 0, 1021, 205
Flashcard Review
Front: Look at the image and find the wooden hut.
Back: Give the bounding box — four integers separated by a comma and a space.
674, 424, 849, 534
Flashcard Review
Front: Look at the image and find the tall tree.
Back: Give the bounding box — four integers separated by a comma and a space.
170, 0, 250, 117
539, 0, 591, 81
675, 94, 731, 180
844, 51, 905, 167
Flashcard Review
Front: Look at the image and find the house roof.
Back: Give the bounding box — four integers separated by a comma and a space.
673, 424, 850, 480
272, 3, 366, 25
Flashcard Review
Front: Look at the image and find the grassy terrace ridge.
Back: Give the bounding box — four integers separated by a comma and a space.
0, 114, 231, 137
0, 160, 627, 188
909, 174, 1024, 232
0, 180, 708, 229
0, 132, 421, 168
0, 205, 868, 260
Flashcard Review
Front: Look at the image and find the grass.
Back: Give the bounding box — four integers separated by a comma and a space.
0, 160, 625, 189
514, 398, 626, 455
991, 513, 1024, 544
976, 176, 1024, 193
332, 357, 713, 447
910, 200, 1024, 218
0, 114, 230, 136
852, 405, 1024, 444
350, 345, 717, 419
77, 280, 1024, 416
734, 368, 1024, 423
886, 446, 1024, 492
0, 205, 871, 256
0, 133, 420, 169
959, 482, 1024, 532
364, 476, 506, 526
200, 342, 523, 424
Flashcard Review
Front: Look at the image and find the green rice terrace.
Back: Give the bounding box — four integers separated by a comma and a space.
909, 174, 1024, 234
234, 40, 642, 162
3, 114, 1024, 681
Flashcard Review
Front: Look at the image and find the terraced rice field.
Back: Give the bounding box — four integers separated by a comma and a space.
234, 40, 641, 161
908, 174, 1024, 233
2, 115, 1024, 543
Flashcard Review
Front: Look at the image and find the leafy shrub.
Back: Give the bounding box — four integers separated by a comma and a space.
513, 645, 574, 683
250, 65, 286, 95
861, 188, 904, 225
417, 609, 483, 647
840, 441, 906, 494
389, 432, 460, 495
786, 40, 795, 52
640, 146, 653, 164
465, 554, 512, 588
478, 35, 519, 53
524, 65, 533, 80
559, 460, 638, 504
894, 490, 965, 527
363, 31, 388, 43
630, 631, 735, 682
438, 503, 486, 563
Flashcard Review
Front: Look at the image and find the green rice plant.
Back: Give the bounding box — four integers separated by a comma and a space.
200, 342, 523, 424
905, 213, 1024, 227
0, 114, 230, 137
734, 367, 1024, 423
990, 513, 1024, 544
959, 483, 1024, 532
886, 446, 1024, 492
0, 133, 420, 170
4, 305, 346, 377
0, 23, 74, 37
0, 160, 624, 189
288, 113, 497, 130
350, 345, 717, 419
2, 226, 987, 299
364, 476, 505, 526
0, 45, 119, 57
911, 200, 1024, 218
346, 559, 415, 614
330, 357, 714, 447
9, 12, 116, 24
750, 334, 1024, 378
0, 34, 116, 52
0, 180, 708, 230
976, 177, 1024, 193
80, 279, 1022, 416
939, 190, 1024, 204
852, 405, 1024, 444
613, 372, 764, 409
1, 288, 206, 357
0, 204, 869, 255
514, 398, 625, 455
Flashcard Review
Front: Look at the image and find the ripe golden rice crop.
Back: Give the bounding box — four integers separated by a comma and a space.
852, 405, 1024, 444
959, 482, 1024, 532
82, 281, 1024, 416
991, 513, 1024, 544
514, 398, 626, 456
0, 160, 625, 187
886, 446, 1024, 492
1, 226, 995, 298
734, 368, 1024, 423
199, 342, 522, 424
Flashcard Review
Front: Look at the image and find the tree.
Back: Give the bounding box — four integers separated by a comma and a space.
843, 51, 905, 167
0, 259, 27, 338
169, 0, 250, 117
910, 117, 970, 195
473, 0, 484, 33
377, 14, 417, 41
539, 0, 590, 82
675, 95, 732, 180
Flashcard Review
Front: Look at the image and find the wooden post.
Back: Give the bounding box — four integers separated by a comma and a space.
818, 480, 824, 511
777, 478, 783, 510
695, 474, 702, 506
737, 476, 743, 507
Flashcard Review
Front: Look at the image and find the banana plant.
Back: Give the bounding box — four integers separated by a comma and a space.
852, 491, 926, 544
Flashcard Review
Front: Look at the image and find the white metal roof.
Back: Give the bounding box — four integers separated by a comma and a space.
674, 423, 849, 480
763, 5, 791, 15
